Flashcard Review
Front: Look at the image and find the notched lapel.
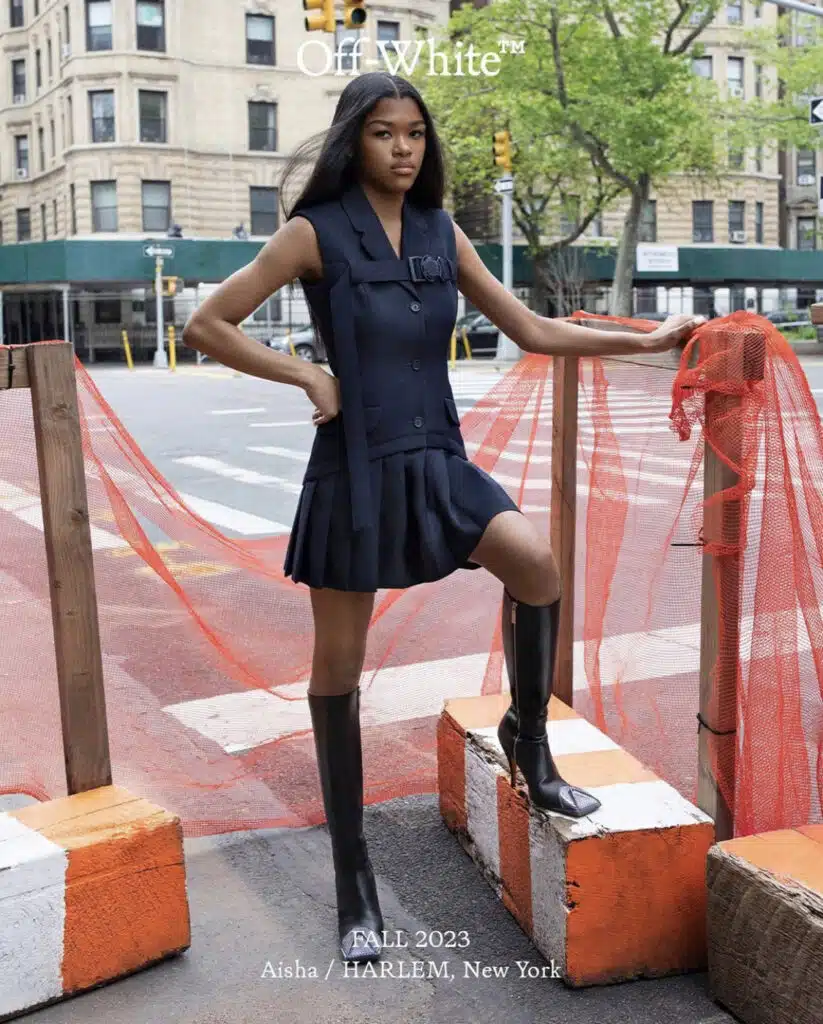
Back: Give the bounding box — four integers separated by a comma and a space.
341, 182, 429, 301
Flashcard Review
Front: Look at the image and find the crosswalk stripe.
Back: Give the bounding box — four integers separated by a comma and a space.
249, 421, 313, 428
174, 456, 303, 494
209, 407, 266, 416
175, 493, 290, 535
246, 446, 307, 461
0, 479, 125, 550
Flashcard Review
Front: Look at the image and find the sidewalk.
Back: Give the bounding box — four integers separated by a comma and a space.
26, 794, 732, 1024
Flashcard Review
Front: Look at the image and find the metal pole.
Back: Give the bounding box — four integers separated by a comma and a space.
496, 175, 520, 360
765, 0, 823, 16
62, 286, 70, 348
0, 290, 4, 345
154, 255, 168, 368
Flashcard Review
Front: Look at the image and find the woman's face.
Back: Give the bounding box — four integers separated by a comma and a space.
359, 96, 426, 194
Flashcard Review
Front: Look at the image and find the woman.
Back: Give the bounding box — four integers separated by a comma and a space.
183, 72, 702, 965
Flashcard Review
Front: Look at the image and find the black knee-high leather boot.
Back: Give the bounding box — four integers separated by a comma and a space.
497, 589, 601, 818
308, 687, 384, 962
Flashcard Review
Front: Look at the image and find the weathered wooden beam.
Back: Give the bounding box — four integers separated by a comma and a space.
26, 341, 112, 794
0, 346, 31, 389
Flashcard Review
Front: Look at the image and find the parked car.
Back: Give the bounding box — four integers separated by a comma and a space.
268, 326, 327, 362
454, 312, 499, 358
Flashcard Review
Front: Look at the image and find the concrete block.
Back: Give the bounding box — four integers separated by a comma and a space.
437, 693, 714, 986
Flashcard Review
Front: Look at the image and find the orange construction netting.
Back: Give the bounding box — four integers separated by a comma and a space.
1, 310, 821, 839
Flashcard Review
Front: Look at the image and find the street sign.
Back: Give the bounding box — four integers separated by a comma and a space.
494, 177, 513, 195
811, 97, 823, 126
143, 243, 174, 259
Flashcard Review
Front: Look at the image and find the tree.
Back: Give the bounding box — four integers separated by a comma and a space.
402, 0, 822, 316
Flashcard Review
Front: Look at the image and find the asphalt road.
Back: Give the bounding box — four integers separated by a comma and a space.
16, 346, 823, 1024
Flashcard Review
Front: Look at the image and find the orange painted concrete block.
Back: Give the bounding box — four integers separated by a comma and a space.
707, 827, 823, 1024
438, 694, 715, 987
0, 785, 190, 1020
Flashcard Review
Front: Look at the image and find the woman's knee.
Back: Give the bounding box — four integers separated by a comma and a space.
509, 545, 561, 605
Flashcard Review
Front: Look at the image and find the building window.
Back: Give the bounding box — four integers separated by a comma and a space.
64, 4, 70, 46
797, 150, 816, 186
797, 217, 817, 251
14, 134, 29, 175
91, 180, 117, 231
136, 1, 165, 52
248, 101, 277, 151
47, 38, 52, 78
94, 299, 121, 324
35, 48, 42, 90
755, 142, 763, 172
50, 118, 55, 160
246, 13, 274, 65
377, 20, 399, 63
559, 195, 580, 236
16, 207, 31, 241
754, 63, 763, 99
693, 200, 713, 243
89, 89, 115, 142
250, 186, 278, 236
142, 179, 170, 231
53, 197, 57, 234
86, 0, 112, 51
638, 199, 657, 243
754, 2, 763, 18
38, 126, 45, 170
139, 90, 167, 143
755, 202, 763, 244
726, 1, 742, 25
692, 56, 712, 79
66, 94, 73, 144
70, 182, 76, 233
334, 22, 360, 72
727, 56, 744, 99
11, 58, 26, 102
34, 0, 39, 15
728, 200, 745, 238
728, 141, 744, 170
41, 202, 47, 239
10, 0, 23, 29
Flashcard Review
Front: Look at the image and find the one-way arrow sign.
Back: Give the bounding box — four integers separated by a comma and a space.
143, 243, 174, 259
810, 97, 823, 126
494, 177, 513, 195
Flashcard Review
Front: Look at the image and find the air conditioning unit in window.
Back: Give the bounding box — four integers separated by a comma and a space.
15, 168, 28, 179
798, 174, 815, 186
13, 94, 26, 104
61, 44, 71, 59
728, 84, 744, 98
730, 230, 746, 243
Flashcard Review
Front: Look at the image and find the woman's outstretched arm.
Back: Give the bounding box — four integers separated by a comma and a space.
452, 217, 702, 356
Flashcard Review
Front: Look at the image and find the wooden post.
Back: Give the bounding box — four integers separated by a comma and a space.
697, 328, 764, 840
25, 342, 112, 793
550, 354, 578, 705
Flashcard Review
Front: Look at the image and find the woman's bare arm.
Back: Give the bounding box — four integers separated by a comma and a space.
182, 215, 324, 390
452, 217, 699, 356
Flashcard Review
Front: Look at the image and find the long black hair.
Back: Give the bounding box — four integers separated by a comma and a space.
280, 72, 446, 220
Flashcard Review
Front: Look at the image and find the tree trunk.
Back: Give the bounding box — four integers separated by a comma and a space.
609, 174, 650, 317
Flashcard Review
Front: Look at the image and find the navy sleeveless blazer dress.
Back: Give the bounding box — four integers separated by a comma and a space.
282, 180, 519, 592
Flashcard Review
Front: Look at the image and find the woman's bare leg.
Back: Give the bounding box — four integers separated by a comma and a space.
308, 587, 375, 696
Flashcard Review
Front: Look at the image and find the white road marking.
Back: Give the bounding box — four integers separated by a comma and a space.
0, 479, 125, 550
209, 407, 266, 416
247, 446, 307, 461
175, 493, 290, 535
249, 421, 314, 428
174, 457, 303, 494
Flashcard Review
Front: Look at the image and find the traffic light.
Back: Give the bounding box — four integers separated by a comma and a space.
153, 276, 179, 297
303, 0, 334, 32
343, 0, 366, 28
492, 129, 512, 173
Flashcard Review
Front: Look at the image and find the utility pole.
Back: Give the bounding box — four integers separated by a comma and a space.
492, 129, 519, 360
154, 255, 167, 369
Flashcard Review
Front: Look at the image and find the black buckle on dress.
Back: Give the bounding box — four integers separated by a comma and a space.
408, 255, 451, 283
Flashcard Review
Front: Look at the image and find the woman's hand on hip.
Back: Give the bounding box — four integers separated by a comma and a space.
303, 365, 341, 426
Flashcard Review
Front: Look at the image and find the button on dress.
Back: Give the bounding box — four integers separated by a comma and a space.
282, 181, 521, 592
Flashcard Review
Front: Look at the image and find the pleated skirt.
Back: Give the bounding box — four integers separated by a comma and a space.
283, 446, 521, 592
